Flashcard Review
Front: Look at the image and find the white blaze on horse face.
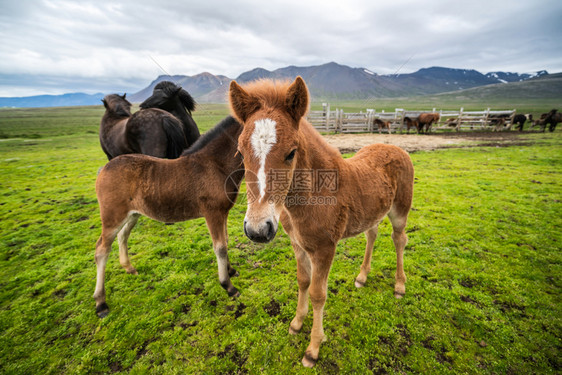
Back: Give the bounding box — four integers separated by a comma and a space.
250, 118, 277, 201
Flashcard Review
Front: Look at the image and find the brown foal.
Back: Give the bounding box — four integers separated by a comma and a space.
93, 116, 243, 318
229, 77, 414, 367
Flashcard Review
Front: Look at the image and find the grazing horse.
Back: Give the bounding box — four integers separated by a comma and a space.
140, 81, 201, 145
373, 118, 391, 134
229, 77, 414, 367
100, 94, 189, 160
93, 116, 244, 318
417, 113, 440, 133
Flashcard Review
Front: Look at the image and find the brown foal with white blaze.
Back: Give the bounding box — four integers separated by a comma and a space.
229, 77, 414, 367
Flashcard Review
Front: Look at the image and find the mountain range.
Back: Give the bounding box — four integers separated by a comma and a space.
0, 62, 551, 107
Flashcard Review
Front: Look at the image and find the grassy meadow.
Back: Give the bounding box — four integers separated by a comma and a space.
0, 103, 561, 374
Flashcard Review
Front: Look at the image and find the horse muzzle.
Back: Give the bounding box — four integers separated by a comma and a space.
244, 218, 277, 243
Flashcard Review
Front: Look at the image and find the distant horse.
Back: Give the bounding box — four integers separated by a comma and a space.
140, 81, 201, 145
229, 77, 414, 368
93, 116, 244, 318
445, 118, 458, 128
531, 112, 548, 131
417, 113, 440, 133
532, 109, 560, 132
100, 94, 189, 160
403, 116, 419, 133
373, 118, 391, 134
513, 114, 532, 132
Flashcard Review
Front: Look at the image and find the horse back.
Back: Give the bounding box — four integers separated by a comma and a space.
343, 143, 414, 223
96, 155, 202, 223
126, 108, 188, 158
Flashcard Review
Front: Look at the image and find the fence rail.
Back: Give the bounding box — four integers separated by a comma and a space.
308, 103, 516, 133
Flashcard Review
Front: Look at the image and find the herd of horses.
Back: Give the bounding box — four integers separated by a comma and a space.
95, 77, 414, 367
400, 110, 560, 133
94, 76, 556, 367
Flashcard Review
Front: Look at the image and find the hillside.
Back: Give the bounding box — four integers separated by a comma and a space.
0, 92, 104, 108
131, 63, 552, 103
431, 72, 562, 101
0, 63, 555, 107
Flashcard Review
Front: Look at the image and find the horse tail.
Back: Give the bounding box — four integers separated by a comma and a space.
162, 117, 189, 159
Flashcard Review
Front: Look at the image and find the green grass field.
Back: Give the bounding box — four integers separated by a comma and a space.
0, 104, 561, 374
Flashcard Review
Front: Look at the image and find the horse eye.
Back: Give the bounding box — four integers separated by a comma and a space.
285, 149, 296, 162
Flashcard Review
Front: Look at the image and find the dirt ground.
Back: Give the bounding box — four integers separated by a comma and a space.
323, 131, 536, 153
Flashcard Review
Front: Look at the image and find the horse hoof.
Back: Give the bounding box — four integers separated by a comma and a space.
229, 268, 239, 277
96, 303, 110, 318
127, 268, 138, 275
289, 325, 301, 335
302, 353, 317, 368
394, 291, 405, 299
354, 279, 365, 288
228, 288, 240, 298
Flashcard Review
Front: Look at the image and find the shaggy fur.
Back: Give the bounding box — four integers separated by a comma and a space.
229, 77, 414, 367
140, 81, 200, 145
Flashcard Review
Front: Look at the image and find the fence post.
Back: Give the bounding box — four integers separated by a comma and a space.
337, 109, 343, 133
325, 103, 330, 131
483, 107, 490, 129
506, 109, 516, 131
396, 108, 405, 133
456, 108, 463, 132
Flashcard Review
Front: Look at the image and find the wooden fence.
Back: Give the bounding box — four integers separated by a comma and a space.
308, 103, 517, 133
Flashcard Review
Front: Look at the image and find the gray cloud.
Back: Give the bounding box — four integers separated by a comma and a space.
0, 0, 561, 96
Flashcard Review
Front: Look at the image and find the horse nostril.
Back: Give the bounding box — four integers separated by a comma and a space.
266, 220, 275, 240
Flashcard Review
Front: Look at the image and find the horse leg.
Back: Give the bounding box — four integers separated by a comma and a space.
301, 248, 335, 368
118, 213, 140, 274
204, 213, 239, 297
388, 209, 408, 298
93, 229, 117, 318
289, 243, 311, 335
354, 226, 379, 288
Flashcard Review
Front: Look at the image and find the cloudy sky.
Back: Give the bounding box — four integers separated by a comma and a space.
1, 0, 561, 97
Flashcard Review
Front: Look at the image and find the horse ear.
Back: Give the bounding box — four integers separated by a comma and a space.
229, 80, 260, 124
122, 93, 127, 99
285, 76, 309, 126
102, 99, 107, 108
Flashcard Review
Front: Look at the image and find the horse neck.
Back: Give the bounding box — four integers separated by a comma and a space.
100, 111, 128, 131
295, 119, 343, 172
189, 122, 243, 176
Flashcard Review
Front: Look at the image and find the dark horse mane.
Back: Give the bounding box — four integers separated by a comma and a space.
153, 81, 196, 114
182, 116, 240, 155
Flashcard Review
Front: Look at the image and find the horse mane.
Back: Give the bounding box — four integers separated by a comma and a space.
236, 79, 295, 110
154, 81, 197, 113
182, 116, 239, 155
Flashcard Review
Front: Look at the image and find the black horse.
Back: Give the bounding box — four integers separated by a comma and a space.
140, 81, 200, 145
99, 94, 189, 160
513, 114, 532, 132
